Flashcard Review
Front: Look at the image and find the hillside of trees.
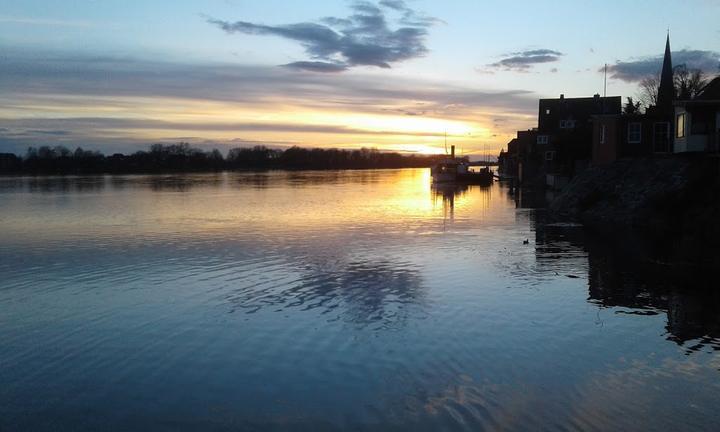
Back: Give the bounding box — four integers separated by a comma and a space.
0, 143, 448, 175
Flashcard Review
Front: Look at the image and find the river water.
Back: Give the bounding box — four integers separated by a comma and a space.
1, 169, 719, 431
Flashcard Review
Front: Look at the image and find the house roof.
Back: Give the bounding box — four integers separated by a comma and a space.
696, 76, 720, 101
538, 96, 622, 131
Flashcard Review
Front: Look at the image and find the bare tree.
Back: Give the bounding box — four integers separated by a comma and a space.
638, 66, 710, 108
638, 76, 659, 108
674, 65, 708, 99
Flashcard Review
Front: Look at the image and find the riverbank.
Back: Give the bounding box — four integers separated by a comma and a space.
0, 144, 446, 175
548, 155, 720, 268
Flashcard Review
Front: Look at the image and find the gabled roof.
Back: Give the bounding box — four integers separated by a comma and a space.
696, 76, 720, 101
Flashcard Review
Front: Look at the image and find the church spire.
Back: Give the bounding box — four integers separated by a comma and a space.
657, 33, 674, 110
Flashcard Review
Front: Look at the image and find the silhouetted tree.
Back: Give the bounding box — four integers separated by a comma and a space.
623, 97, 642, 115
638, 66, 712, 108
55, 146, 71, 158
25, 147, 38, 160
4, 143, 446, 174
638, 76, 659, 108
674, 65, 708, 100
227, 145, 281, 168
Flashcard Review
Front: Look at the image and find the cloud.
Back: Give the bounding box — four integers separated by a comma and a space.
206, 1, 438, 71
487, 49, 564, 72
26, 129, 71, 136
378, 0, 444, 26
606, 49, 720, 82
283, 61, 349, 73
378, 0, 406, 10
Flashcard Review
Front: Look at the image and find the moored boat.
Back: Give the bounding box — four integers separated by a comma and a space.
431, 145, 493, 185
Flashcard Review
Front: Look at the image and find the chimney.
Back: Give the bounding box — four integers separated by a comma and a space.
451, 145, 455, 158
560, 94, 564, 100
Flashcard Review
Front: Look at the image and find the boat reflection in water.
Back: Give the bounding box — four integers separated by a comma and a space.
431, 183, 468, 221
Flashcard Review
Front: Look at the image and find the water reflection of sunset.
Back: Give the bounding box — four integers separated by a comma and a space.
0, 169, 503, 244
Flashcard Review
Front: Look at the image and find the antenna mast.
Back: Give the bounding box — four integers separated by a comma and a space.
603, 63, 607, 98
602, 63, 608, 114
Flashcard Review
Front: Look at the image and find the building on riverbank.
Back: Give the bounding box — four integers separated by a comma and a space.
500, 129, 540, 183
539, 94, 621, 188
499, 34, 718, 189
592, 35, 676, 164
591, 109, 675, 164
500, 95, 621, 188
674, 76, 720, 153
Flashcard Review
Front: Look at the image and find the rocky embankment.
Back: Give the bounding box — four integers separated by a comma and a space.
549, 155, 720, 268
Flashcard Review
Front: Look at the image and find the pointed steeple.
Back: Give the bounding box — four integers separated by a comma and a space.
657, 33, 674, 110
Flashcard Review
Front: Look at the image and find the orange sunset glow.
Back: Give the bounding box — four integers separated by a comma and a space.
2, 83, 516, 157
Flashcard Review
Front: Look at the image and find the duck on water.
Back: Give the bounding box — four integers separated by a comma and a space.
430, 145, 494, 185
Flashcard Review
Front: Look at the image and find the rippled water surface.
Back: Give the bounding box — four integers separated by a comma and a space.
2, 169, 719, 431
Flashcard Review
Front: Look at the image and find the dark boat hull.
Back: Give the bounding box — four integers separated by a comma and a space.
455, 171, 493, 185
432, 173, 493, 185
430, 161, 494, 185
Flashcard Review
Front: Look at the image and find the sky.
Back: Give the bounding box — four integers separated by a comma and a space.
1, 0, 719, 157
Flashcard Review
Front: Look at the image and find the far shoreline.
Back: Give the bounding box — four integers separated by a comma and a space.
1, 143, 482, 176
0, 165, 475, 177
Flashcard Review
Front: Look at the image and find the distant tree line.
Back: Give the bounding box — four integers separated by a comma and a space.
0, 143, 447, 175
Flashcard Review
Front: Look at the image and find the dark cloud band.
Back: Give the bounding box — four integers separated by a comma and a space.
606, 49, 720, 82
0, 51, 535, 113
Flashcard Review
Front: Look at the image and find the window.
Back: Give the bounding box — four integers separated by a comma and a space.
600, 124, 606, 144
560, 119, 576, 129
545, 151, 555, 161
537, 135, 549, 144
627, 122, 642, 143
676, 113, 686, 138
545, 109, 551, 115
